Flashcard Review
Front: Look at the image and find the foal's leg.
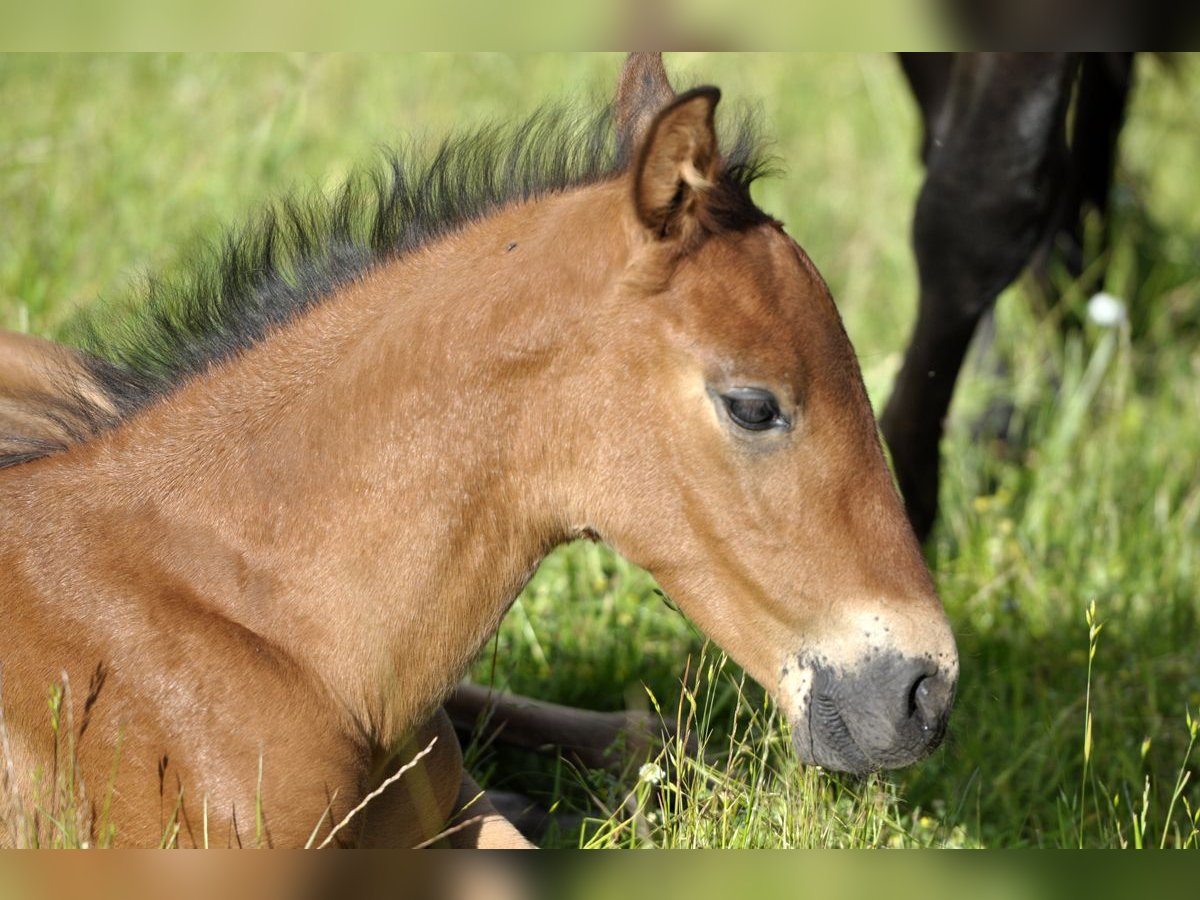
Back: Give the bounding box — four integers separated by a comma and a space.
881, 53, 1078, 541
446, 682, 678, 774
445, 771, 536, 849
352, 709, 467, 847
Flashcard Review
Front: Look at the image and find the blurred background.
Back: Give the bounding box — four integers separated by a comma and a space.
0, 53, 1197, 848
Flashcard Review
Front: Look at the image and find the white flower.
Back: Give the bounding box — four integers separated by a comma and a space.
1087, 292, 1127, 328
638, 762, 664, 784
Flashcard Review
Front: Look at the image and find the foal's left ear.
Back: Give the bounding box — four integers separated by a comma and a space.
632, 87, 721, 240
615, 52, 677, 166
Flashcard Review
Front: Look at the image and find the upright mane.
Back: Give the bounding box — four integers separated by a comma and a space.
1, 98, 773, 469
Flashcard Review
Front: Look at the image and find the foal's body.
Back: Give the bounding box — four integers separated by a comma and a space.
0, 331, 652, 845
0, 55, 957, 847
1, 186, 626, 846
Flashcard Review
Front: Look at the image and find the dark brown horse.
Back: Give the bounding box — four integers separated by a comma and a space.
0, 54, 956, 847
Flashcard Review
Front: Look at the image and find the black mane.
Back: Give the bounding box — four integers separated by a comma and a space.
2, 98, 772, 469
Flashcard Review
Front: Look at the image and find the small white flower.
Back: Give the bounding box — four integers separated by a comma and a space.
638, 762, 664, 784
1087, 292, 1127, 328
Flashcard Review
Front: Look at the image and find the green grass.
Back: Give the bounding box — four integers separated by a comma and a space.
2, 53, 1198, 848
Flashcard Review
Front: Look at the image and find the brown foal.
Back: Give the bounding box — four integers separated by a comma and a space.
0, 55, 956, 847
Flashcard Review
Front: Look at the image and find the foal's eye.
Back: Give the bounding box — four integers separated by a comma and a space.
721, 388, 787, 432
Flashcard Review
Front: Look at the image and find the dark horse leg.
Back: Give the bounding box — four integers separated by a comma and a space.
884, 53, 1136, 541
882, 54, 1079, 541
1034, 52, 1134, 299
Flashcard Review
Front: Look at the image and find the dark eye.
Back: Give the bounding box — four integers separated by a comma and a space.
721, 388, 787, 432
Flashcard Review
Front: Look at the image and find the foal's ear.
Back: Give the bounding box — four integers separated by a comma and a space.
632, 87, 721, 239
615, 52, 676, 166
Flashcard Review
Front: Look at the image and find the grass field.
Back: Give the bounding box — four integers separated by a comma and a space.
1, 53, 1198, 848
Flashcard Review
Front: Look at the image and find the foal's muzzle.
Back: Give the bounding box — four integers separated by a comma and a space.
791, 652, 956, 774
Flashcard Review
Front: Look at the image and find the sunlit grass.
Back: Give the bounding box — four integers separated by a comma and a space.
0, 675, 119, 848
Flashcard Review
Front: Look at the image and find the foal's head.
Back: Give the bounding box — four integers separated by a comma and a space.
570, 55, 956, 773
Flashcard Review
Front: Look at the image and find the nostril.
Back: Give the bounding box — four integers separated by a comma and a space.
910, 674, 950, 730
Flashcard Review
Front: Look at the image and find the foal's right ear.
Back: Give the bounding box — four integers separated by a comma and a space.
632, 87, 721, 240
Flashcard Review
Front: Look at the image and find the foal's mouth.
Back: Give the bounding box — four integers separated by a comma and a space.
808, 691, 873, 773
787, 650, 955, 775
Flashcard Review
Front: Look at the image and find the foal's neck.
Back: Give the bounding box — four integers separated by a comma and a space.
70, 181, 631, 744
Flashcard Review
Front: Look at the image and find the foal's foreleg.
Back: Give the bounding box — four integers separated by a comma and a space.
447, 683, 679, 774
